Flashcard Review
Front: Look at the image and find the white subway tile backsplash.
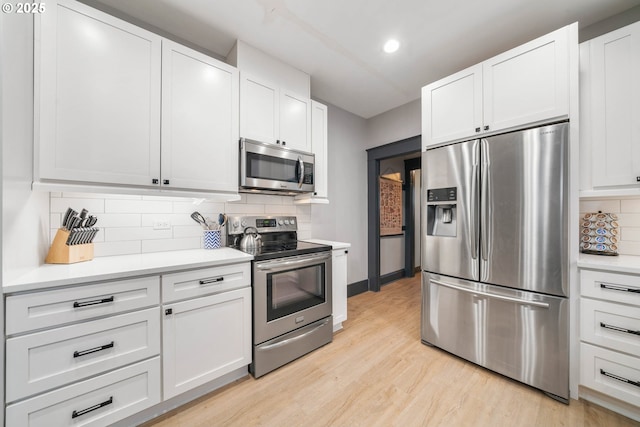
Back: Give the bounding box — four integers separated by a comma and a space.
105, 199, 173, 214
621, 199, 640, 213
50, 197, 105, 214
579, 199, 620, 214
141, 237, 200, 253
580, 197, 640, 256
96, 213, 141, 228
621, 227, 640, 242
94, 240, 141, 257
105, 227, 173, 242
49, 192, 317, 258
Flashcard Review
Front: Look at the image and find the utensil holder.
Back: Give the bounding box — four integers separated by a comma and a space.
45, 228, 94, 264
203, 230, 221, 249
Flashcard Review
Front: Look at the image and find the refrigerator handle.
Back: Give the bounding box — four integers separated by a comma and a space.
480, 139, 490, 262
430, 279, 550, 309
470, 163, 479, 261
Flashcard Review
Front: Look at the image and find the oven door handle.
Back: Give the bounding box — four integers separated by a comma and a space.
260, 319, 330, 350
256, 253, 331, 271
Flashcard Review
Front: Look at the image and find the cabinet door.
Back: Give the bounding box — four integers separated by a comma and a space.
590, 21, 640, 188
162, 287, 251, 399
311, 101, 328, 199
161, 41, 239, 192
332, 248, 348, 329
279, 89, 312, 151
38, 0, 161, 186
421, 64, 483, 148
240, 73, 279, 144
483, 25, 570, 133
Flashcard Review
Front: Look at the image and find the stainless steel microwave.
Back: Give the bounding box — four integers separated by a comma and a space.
240, 138, 315, 194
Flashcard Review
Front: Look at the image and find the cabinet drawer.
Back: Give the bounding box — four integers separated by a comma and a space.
6, 357, 161, 427
162, 263, 250, 303
6, 308, 160, 402
581, 298, 640, 356
580, 343, 640, 407
6, 276, 160, 335
581, 270, 640, 306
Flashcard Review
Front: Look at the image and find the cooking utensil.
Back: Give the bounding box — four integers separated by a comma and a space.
190, 211, 209, 230
239, 226, 262, 250
205, 217, 219, 231
218, 213, 227, 228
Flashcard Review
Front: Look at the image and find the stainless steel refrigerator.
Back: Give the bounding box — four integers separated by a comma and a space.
421, 121, 569, 402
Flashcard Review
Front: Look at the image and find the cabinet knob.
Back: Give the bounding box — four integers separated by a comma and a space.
165, 308, 173, 315
345, 250, 349, 254
276, 140, 281, 144
152, 179, 159, 184
484, 125, 490, 131
475, 127, 481, 133
637, 176, 640, 182
163, 179, 170, 185
282, 141, 286, 146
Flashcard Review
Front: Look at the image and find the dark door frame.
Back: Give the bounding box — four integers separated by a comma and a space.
366, 135, 421, 292
404, 157, 421, 277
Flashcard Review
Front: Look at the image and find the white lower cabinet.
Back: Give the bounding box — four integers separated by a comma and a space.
162, 287, 252, 399
6, 358, 161, 427
579, 268, 640, 421
6, 308, 160, 402
332, 247, 348, 331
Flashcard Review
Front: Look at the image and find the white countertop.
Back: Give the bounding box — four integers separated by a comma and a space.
303, 239, 351, 250
578, 253, 640, 275
4, 248, 253, 293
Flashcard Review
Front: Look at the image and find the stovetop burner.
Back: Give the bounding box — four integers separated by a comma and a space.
226, 215, 331, 261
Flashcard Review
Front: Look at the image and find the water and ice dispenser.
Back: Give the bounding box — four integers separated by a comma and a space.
426, 187, 457, 237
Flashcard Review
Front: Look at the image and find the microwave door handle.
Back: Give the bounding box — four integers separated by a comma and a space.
297, 156, 304, 188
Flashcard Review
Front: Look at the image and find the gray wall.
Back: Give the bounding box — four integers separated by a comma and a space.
365, 99, 421, 150
580, 6, 640, 42
310, 102, 369, 285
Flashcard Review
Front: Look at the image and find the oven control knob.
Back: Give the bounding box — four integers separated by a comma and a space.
290, 219, 295, 225
241, 220, 247, 228
284, 219, 290, 225
278, 219, 284, 225
233, 220, 240, 229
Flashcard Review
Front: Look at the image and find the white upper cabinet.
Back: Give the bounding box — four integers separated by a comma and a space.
239, 73, 279, 144
279, 89, 312, 152
161, 40, 239, 192
295, 100, 329, 203
240, 72, 311, 152
422, 65, 483, 147
483, 27, 569, 132
37, 0, 162, 186
36, 0, 239, 196
422, 24, 573, 149
585, 21, 640, 191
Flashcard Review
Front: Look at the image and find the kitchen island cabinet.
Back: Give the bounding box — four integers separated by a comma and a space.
422, 23, 574, 149
579, 21, 640, 197
36, 0, 239, 198
577, 254, 640, 422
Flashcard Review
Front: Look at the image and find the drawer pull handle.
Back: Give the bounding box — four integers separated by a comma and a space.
199, 276, 224, 285
73, 341, 115, 358
73, 296, 115, 308
72, 396, 113, 419
600, 369, 640, 388
600, 283, 640, 293
600, 322, 640, 336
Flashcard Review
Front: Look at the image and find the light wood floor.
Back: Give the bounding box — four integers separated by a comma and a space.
145, 274, 639, 427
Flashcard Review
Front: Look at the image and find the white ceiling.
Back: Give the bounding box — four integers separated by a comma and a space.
86, 0, 639, 119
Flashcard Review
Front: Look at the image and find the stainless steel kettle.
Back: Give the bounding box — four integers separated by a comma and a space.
239, 226, 262, 250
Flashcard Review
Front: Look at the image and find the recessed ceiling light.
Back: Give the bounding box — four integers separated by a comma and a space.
383, 39, 400, 54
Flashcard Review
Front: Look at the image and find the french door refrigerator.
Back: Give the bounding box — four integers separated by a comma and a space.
421, 121, 569, 402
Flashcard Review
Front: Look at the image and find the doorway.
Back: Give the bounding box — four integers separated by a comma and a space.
365, 135, 421, 293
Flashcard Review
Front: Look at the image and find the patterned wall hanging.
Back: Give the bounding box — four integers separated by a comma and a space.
379, 176, 403, 236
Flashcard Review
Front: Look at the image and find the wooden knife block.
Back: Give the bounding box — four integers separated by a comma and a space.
45, 228, 94, 264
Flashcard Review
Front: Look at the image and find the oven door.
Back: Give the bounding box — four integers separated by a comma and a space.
253, 251, 332, 344
240, 138, 315, 193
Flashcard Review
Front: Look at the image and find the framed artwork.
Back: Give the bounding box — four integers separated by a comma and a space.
379, 176, 403, 236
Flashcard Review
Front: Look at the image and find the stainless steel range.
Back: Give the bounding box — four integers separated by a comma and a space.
227, 215, 333, 378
